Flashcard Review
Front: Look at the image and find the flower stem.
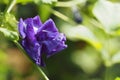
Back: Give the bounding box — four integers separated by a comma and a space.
55, 1, 81, 7
36, 65, 49, 80
51, 9, 76, 25
4, 0, 16, 13
104, 67, 112, 80
14, 40, 49, 80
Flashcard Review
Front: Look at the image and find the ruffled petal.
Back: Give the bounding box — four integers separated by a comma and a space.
18, 18, 26, 39
42, 33, 67, 57
33, 15, 42, 28
25, 18, 36, 44
37, 19, 59, 41
37, 31, 58, 42
21, 39, 44, 66
38, 19, 58, 33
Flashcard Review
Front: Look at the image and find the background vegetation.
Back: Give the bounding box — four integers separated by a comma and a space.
0, 0, 120, 80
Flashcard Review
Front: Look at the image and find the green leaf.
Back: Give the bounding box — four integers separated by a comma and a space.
0, 0, 9, 4
0, 0, 33, 4
0, 13, 18, 40
0, 28, 18, 40
38, 4, 51, 22
17, 0, 57, 4
17, 0, 33, 4
112, 51, 120, 64
111, 29, 120, 36
41, 0, 57, 4
115, 77, 120, 80
4, 13, 18, 31
61, 24, 102, 50
0, 50, 9, 80
0, 13, 4, 26
0, 13, 18, 31
71, 46, 101, 74
93, 0, 120, 32
0, 50, 7, 62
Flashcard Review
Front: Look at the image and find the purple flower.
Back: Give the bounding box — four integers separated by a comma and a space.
18, 16, 67, 66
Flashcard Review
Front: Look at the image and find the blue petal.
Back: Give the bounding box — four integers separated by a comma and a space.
38, 19, 58, 33
21, 40, 44, 66
33, 16, 42, 28
18, 18, 26, 39
42, 33, 67, 57
24, 17, 40, 34
25, 18, 36, 44
37, 31, 58, 41
37, 19, 58, 41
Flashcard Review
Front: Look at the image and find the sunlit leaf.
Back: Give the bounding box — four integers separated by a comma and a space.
0, 50, 9, 80
111, 29, 120, 36
17, 0, 33, 4
41, 0, 57, 4
0, 13, 18, 40
61, 24, 102, 50
0, 0, 33, 4
71, 46, 101, 74
93, 0, 120, 32
0, 50, 7, 62
4, 13, 18, 31
0, 28, 18, 40
0, 13, 4, 26
100, 38, 120, 67
0, 13, 18, 31
112, 51, 120, 64
38, 4, 51, 22
115, 77, 120, 80
17, 0, 57, 4
0, 0, 9, 4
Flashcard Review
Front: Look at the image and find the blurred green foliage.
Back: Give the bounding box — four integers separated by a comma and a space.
0, 0, 120, 80
115, 77, 120, 80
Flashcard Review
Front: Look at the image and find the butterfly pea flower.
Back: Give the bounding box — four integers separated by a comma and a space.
18, 16, 67, 66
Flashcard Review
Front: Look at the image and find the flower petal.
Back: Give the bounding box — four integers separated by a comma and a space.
37, 19, 58, 41
21, 40, 44, 66
18, 18, 26, 39
33, 15, 42, 28
25, 18, 36, 44
42, 33, 67, 57
38, 19, 58, 33
37, 31, 58, 41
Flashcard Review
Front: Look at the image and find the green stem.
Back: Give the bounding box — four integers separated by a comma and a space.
104, 67, 112, 80
36, 65, 49, 80
51, 9, 76, 25
4, 0, 16, 13
55, 1, 81, 7
14, 40, 49, 80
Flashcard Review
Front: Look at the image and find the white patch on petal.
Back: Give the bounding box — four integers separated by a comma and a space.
33, 27, 38, 34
